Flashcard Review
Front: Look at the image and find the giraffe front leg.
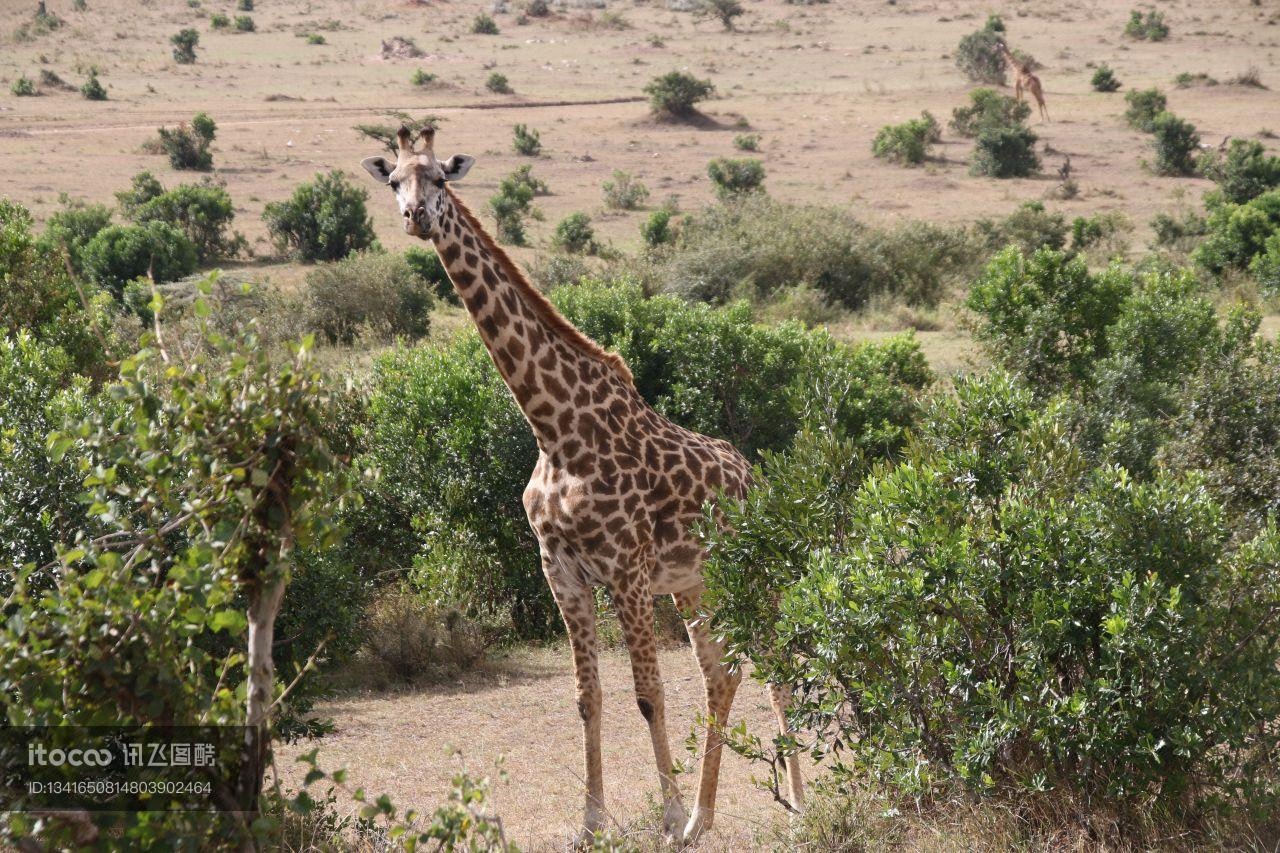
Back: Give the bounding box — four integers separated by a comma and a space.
768, 682, 806, 813
673, 586, 742, 844
545, 566, 606, 840
612, 575, 687, 841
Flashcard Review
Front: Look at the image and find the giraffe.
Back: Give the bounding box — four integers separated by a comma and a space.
360, 127, 805, 843
997, 41, 1049, 122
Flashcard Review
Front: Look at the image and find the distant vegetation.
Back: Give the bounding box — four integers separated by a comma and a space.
471, 13, 499, 35
707, 157, 766, 197
1125, 8, 1170, 41
644, 70, 714, 118
872, 113, 937, 165
512, 123, 541, 156
1091, 64, 1121, 92
263, 171, 375, 262
955, 14, 1007, 85
171, 28, 198, 63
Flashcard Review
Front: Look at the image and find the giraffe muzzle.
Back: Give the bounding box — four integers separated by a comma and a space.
403, 205, 428, 236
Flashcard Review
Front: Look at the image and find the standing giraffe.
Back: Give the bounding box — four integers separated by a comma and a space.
361, 127, 805, 843
997, 41, 1049, 122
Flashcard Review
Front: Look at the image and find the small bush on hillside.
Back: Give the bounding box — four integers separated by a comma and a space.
1125, 8, 1169, 40
552, 212, 597, 254
237, 0, 253, 9
37, 199, 113, 276
303, 251, 433, 345
128, 179, 242, 262
263, 170, 376, 262
1091, 64, 1121, 92
409, 68, 436, 86
526, 0, 550, 16
707, 157, 765, 197
1151, 205, 1208, 254
487, 167, 543, 245
210, 12, 228, 28
171, 28, 198, 63
305, 33, 325, 45
603, 170, 650, 209
1253, 234, 1280, 294
1070, 210, 1133, 260
644, 70, 714, 118
1124, 87, 1167, 132
871, 114, 935, 165
1193, 188, 1280, 274
485, 72, 510, 93
1150, 112, 1201, 176
356, 588, 485, 686
80, 222, 198, 297
471, 13, 499, 34
641, 207, 674, 246
512, 123, 541, 155
10, 76, 36, 96
155, 113, 217, 171
949, 87, 1030, 137
115, 170, 164, 217
955, 13, 1007, 85
970, 125, 1040, 177
1175, 71, 1217, 89
733, 132, 761, 151
974, 200, 1068, 256
404, 246, 457, 304
695, 0, 743, 31
80, 69, 106, 100
233, 14, 254, 32
1199, 138, 1280, 204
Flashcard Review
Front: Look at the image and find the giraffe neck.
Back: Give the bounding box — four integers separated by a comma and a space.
430, 189, 633, 452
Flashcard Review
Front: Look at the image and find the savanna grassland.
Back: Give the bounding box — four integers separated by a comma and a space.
5, 0, 1280, 851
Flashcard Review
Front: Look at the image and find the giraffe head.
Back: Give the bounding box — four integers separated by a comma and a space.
361, 126, 474, 239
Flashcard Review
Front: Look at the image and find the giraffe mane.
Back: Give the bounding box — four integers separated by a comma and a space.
445, 186, 636, 387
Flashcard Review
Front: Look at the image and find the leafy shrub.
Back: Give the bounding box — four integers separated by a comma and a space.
552, 212, 596, 254
641, 207, 674, 246
1125, 8, 1169, 40
511, 123, 541, 155
1091, 64, 1121, 92
970, 125, 1040, 177
486, 167, 543, 245
263, 170, 376, 262
80, 68, 106, 100
602, 170, 650, 210
128, 179, 241, 262
974, 201, 1067, 256
81, 222, 198, 297
707, 157, 765, 197
155, 113, 216, 170
695, 0, 743, 30
1253, 233, 1280, 293
1123, 87, 1167, 131
485, 72, 511, 93
1151, 205, 1208, 253
871, 114, 935, 165
527, 0, 550, 16
1174, 71, 1217, 88
37, 198, 113, 275
1199, 138, 1280, 204
706, 371, 1280, 822
303, 251, 433, 345
355, 587, 486, 686
733, 132, 761, 151
171, 28, 198, 63
1193, 189, 1280, 274
404, 245, 457, 304
210, 12, 228, 28
1069, 210, 1132, 260
949, 87, 1030, 137
471, 13, 499, 34
305, 32, 325, 45
954, 14, 1007, 84
233, 14, 254, 31
10, 76, 35, 96
1150, 111, 1200, 176
409, 68, 435, 86
644, 70, 714, 118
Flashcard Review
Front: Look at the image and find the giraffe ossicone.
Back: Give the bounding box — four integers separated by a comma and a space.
361, 127, 805, 843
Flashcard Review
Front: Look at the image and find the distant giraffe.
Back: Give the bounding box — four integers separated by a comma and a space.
360, 127, 806, 844
998, 41, 1050, 122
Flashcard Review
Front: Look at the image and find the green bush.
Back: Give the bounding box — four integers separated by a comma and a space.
949, 87, 1030, 137
485, 72, 511, 93
128, 178, 241, 262
471, 13, 498, 34
237, 0, 253, 8
954, 14, 1007, 84
80, 221, 198, 297
733, 132, 761, 151
10, 76, 36, 96
171, 28, 198, 63
695, 0, 743, 30
1123, 87, 1167, 131
552, 212, 596, 254
602, 170, 650, 210
1193, 188, 1280, 274
707, 157, 765, 197
974, 200, 1067, 256
409, 68, 435, 86
644, 70, 714, 118
155, 112, 217, 170
1151, 205, 1208, 253
305, 32, 325, 45
486, 166, 543, 245
233, 14, 254, 31
404, 245, 457, 304
512, 123, 541, 156
37, 198, 113, 275
641, 207, 674, 246
1125, 8, 1169, 40
1091, 64, 1121, 92
263, 170, 376, 262
970, 125, 1040, 177
705, 371, 1280, 820
1253, 232, 1280, 293
1199, 138, 1280, 204
871, 114, 935, 165
210, 12, 228, 28
80, 68, 105, 100
1149, 111, 1200, 176
302, 251, 433, 345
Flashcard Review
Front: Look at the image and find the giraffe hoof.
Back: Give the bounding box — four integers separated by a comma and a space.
682, 807, 713, 844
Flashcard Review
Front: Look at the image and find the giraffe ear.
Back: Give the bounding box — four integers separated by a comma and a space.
441, 154, 475, 182
361, 156, 394, 184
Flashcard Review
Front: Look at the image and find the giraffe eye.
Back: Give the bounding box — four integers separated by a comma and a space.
388, 180, 400, 191
434, 177, 445, 189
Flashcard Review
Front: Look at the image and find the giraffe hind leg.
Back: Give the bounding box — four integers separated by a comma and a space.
768, 683, 806, 812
